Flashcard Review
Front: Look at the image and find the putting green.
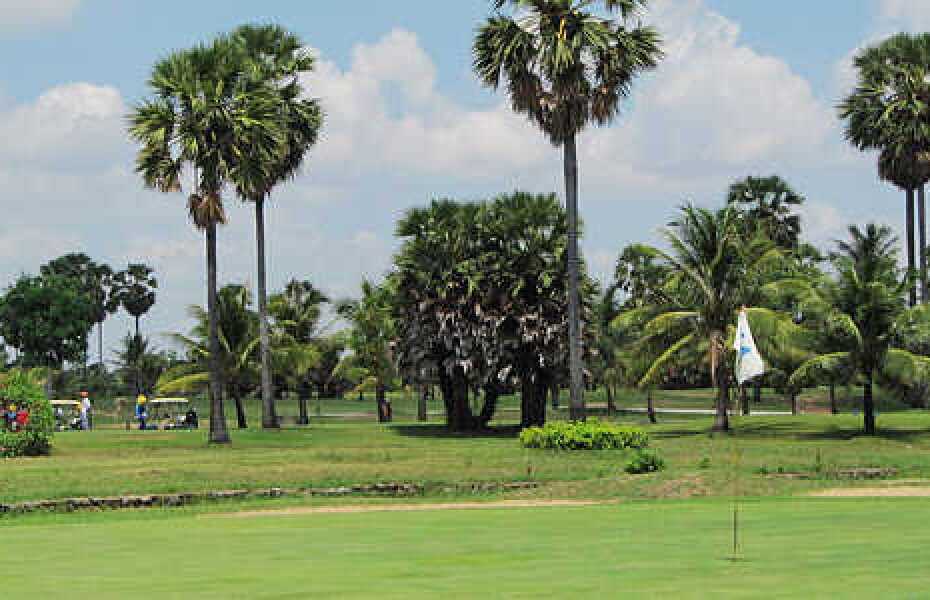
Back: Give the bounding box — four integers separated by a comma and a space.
2, 498, 928, 598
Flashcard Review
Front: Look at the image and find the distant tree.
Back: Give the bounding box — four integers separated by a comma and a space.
474, 0, 662, 421
614, 243, 672, 309
338, 280, 396, 422
726, 175, 805, 250
113, 264, 157, 341
112, 334, 174, 397
41, 253, 119, 367
0, 274, 96, 370
161, 285, 259, 429
791, 224, 930, 434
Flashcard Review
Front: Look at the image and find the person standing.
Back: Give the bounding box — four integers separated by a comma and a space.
79, 391, 92, 431
135, 394, 148, 431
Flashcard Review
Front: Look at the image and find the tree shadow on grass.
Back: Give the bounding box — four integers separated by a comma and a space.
391, 424, 522, 439
730, 420, 930, 443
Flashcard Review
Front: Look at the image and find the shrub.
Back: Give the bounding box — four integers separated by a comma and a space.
625, 449, 665, 474
0, 370, 54, 458
519, 419, 649, 451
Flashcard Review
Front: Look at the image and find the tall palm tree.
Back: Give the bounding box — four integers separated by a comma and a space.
474, 0, 662, 421
129, 36, 283, 443
790, 224, 930, 434
726, 175, 805, 250
230, 24, 324, 430
839, 33, 930, 306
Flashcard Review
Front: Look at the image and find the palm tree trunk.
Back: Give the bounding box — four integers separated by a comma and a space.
551, 382, 560, 410
232, 389, 247, 429
920, 185, 927, 303
605, 385, 614, 416
206, 223, 230, 444
98, 321, 105, 369
753, 381, 762, 404
829, 383, 837, 415
712, 351, 729, 432
907, 188, 917, 306
863, 374, 875, 435
789, 390, 798, 415
298, 389, 309, 425
564, 133, 585, 422
376, 381, 391, 423
740, 385, 750, 416
255, 198, 278, 429
647, 390, 657, 424
417, 385, 428, 422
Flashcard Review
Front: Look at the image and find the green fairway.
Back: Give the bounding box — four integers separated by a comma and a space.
2, 498, 928, 598
4, 413, 930, 505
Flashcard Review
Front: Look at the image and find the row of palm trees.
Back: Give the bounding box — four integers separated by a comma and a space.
129, 25, 322, 442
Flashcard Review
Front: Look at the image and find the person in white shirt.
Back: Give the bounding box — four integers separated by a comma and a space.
79, 391, 91, 430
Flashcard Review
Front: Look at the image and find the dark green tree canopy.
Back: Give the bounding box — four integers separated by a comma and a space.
0, 274, 97, 367
726, 175, 805, 249
113, 264, 158, 322
41, 253, 118, 325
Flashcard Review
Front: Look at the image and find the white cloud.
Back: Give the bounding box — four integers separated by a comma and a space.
0, 0, 80, 30
0, 82, 125, 169
878, 0, 930, 30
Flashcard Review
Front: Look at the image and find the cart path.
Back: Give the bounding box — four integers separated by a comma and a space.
210, 499, 610, 519
809, 486, 930, 497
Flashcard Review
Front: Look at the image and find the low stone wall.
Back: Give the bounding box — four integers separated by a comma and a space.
0, 481, 541, 515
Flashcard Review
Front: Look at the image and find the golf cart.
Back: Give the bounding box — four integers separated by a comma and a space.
149, 398, 199, 430
50, 399, 81, 431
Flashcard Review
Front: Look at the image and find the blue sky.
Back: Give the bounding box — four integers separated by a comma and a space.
0, 0, 927, 357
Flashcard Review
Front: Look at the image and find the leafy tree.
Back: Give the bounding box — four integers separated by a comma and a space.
129, 34, 284, 443
0, 274, 96, 370
113, 264, 157, 340
160, 285, 260, 429
474, 0, 662, 420
726, 175, 804, 250
338, 280, 396, 422
230, 24, 324, 430
614, 243, 672, 309
790, 224, 930, 434
112, 334, 175, 397
839, 33, 930, 306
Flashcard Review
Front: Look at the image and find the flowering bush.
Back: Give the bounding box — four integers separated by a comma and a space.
519, 419, 649, 451
0, 370, 54, 458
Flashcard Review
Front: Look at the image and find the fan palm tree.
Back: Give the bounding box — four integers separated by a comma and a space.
629, 205, 802, 431
230, 24, 324, 430
726, 175, 805, 250
129, 35, 283, 443
790, 224, 930, 434
839, 33, 930, 306
474, 0, 662, 421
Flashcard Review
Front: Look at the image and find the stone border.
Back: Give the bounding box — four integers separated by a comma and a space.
0, 481, 540, 515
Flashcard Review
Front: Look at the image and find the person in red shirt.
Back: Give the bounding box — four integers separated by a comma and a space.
15, 407, 29, 430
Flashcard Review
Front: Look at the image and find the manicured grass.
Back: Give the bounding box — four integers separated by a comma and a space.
3, 498, 928, 598
5, 413, 930, 503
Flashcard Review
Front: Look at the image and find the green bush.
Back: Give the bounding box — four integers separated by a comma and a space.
0, 370, 54, 458
625, 449, 665, 474
519, 419, 649, 451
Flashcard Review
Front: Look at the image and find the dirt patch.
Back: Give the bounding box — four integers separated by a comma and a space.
211, 499, 608, 519
810, 487, 930, 497
648, 475, 708, 499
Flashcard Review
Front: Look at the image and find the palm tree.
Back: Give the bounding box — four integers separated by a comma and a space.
631, 205, 800, 431
160, 285, 260, 429
839, 33, 930, 306
790, 224, 930, 434
474, 0, 662, 421
113, 264, 157, 341
726, 175, 804, 250
129, 35, 283, 443
230, 24, 324, 430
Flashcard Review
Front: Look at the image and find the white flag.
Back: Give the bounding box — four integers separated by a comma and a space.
734, 310, 765, 385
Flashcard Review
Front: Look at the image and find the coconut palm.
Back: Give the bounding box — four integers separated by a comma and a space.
474, 0, 662, 421
630, 205, 802, 431
726, 175, 805, 250
230, 24, 324, 430
129, 36, 283, 443
160, 285, 260, 429
839, 33, 930, 306
790, 224, 930, 434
